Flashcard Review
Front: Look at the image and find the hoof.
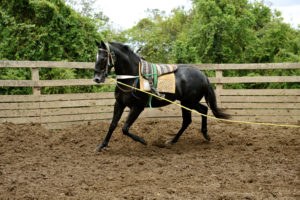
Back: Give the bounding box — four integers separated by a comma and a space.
166, 139, 177, 145
139, 138, 147, 145
96, 143, 107, 152
202, 132, 211, 141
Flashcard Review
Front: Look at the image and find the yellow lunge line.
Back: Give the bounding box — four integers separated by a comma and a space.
111, 78, 300, 128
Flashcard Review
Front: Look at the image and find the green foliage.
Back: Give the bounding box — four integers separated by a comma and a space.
0, 68, 32, 94
124, 0, 300, 89
125, 8, 190, 63
0, 0, 105, 94
126, 0, 300, 65
1, 0, 299, 94
1, 0, 102, 61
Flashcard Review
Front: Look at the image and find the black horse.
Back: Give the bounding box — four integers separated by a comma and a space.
94, 41, 229, 151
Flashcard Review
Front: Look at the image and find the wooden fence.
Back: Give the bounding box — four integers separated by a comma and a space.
0, 61, 299, 129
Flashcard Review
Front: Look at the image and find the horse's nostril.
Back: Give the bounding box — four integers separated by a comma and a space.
94, 77, 101, 83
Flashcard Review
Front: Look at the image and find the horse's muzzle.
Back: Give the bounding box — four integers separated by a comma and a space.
93, 74, 105, 83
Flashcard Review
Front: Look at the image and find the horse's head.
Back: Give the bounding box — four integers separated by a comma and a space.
94, 41, 115, 83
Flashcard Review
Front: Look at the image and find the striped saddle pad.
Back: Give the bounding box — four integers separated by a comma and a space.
140, 60, 177, 94
141, 60, 178, 80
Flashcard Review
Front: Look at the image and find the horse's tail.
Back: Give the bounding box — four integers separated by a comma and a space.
204, 79, 230, 119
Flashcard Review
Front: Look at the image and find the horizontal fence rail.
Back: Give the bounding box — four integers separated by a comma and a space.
1, 60, 300, 69
0, 60, 299, 129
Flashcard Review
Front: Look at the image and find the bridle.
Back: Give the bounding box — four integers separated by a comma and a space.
95, 42, 133, 93
95, 42, 145, 94
96, 43, 116, 76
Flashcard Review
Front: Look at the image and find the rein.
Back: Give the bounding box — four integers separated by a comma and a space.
113, 62, 157, 97
116, 83, 133, 93
114, 62, 158, 108
115, 76, 139, 93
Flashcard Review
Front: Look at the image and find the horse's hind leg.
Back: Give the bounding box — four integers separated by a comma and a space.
122, 106, 147, 145
168, 106, 192, 144
97, 101, 125, 151
194, 103, 210, 141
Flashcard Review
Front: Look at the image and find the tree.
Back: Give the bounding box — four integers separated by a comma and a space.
127, 0, 300, 64
62, 0, 109, 22
125, 7, 189, 63
0, 0, 103, 61
0, 0, 106, 94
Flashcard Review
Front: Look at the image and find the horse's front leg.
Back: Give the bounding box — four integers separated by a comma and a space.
97, 101, 125, 151
122, 106, 147, 145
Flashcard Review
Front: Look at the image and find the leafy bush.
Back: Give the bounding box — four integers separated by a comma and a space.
0, 0, 104, 94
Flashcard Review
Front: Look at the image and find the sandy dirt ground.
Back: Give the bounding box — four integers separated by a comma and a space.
0, 118, 299, 199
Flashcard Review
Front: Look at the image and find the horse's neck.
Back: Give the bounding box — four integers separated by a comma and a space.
110, 44, 140, 77
115, 56, 140, 76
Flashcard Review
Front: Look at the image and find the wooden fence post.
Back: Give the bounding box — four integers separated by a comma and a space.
30, 67, 42, 124
31, 67, 40, 95
216, 70, 223, 107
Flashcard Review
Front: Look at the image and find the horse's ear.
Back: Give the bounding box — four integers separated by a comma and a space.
95, 40, 106, 48
100, 41, 106, 48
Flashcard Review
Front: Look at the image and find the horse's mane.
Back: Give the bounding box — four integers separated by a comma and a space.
109, 42, 137, 57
